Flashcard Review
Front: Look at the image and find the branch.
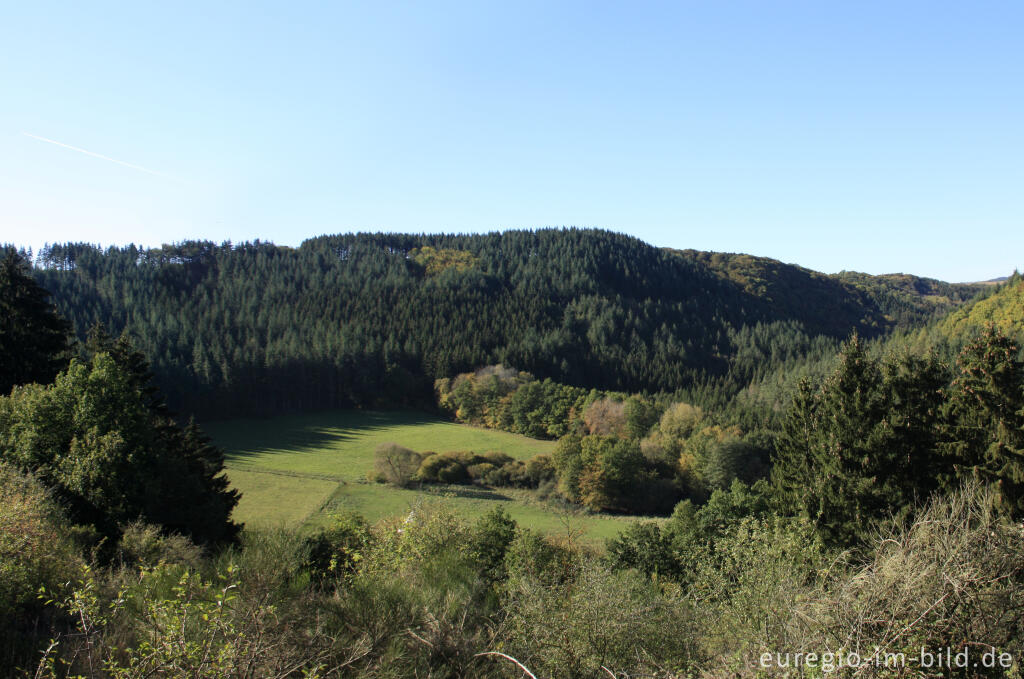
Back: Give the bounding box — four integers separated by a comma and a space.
474, 651, 540, 679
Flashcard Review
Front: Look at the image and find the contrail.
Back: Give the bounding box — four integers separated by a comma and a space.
22, 131, 176, 179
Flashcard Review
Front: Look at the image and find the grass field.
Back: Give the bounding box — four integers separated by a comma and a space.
205, 410, 643, 545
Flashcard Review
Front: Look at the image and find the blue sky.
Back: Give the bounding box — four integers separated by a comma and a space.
1, 1, 1021, 282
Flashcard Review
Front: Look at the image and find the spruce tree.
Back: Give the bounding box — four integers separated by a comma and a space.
941, 326, 1024, 516
0, 247, 71, 394
771, 336, 945, 547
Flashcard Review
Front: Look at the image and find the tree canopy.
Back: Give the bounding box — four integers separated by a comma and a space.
0, 247, 71, 395
30, 230, 979, 419
0, 351, 239, 546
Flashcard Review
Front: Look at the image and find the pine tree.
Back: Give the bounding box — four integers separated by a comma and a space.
941, 325, 1024, 516
0, 247, 71, 394
771, 336, 945, 547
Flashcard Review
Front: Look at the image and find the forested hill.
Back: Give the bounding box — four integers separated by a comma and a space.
937, 274, 1024, 339
884, 272, 1024, 359
30, 229, 981, 419
674, 250, 981, 329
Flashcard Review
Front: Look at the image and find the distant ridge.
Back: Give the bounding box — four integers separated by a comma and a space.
973, 275, 1010, 285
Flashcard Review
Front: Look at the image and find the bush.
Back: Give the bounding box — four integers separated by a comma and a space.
498, 560, 696, 678
346, 502, 500, 677
503, 529, 573, 586
0, 463, 84, 672
437, 460, 471, 483
418, 451, 472, 483
117, 521, 202, 569
37, 559, 344, 679
699, 483, 1024, 677
303, 511, 372, 585
373, 442, 423, 487
480, 460, 526, 487
480, 450, 514, 467
605, 520, 681, 580
525, 453, 556, 485
807, 483, 1024, 677
0, 465, 81, 615
685, 515, 829, 664
466, 462, 498, 483
416, 451, 542, 489
469, 508, 518, 583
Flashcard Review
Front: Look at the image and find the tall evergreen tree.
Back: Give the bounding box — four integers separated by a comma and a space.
0, 247, 71, 394
940, 325, 1024, 516
771, 336, 946, 547
86, 325, 242, 544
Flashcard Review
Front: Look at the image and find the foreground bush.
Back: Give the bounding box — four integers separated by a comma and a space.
497, 561, 696, 678
17, 485, 1024, 679
36, 528, 367, 679
0, 464, 85, 672
706, 483, 1024, 678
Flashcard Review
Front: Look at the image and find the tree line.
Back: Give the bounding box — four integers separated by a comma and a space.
26, 230, 980, 420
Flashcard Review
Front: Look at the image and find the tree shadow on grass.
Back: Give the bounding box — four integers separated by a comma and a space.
207, 409, 442, 462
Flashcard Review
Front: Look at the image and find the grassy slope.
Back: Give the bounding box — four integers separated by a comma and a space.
205, 410, 639, 545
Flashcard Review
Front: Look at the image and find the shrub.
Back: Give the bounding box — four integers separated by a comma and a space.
503, 529, 572, 586
418, 451, 474, 483
498, 560, 696, 678
480, 450, 514, 467
36, 559, 344, 679
373, 442, 423, 487
367, 501, 473, 573
605, 521, 681, 580
807, 483, 1024, 677
348, 502, 499, 677
685, 515, 829, 664
418, 451, 532, 487
467, 462, 498, 483
0, 464, 84, 673
525, 453, 556, 485
117, 521, 202, 569
437, 460, 471, 483
481, 459, 530, 487
303, 511, 372, 585
469, 508, 518, 583
701, 483, 1024, 677
0, 464, 82, 616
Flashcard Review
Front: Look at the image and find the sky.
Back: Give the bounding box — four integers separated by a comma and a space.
1, 1, 1021, 282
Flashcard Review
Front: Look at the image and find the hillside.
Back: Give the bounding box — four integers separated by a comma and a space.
674, 250, 982, 330
937, 274, 1024, 340
32, 229, 980, 419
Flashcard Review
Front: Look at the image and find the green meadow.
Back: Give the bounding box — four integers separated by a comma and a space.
205, 410, 642, 545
